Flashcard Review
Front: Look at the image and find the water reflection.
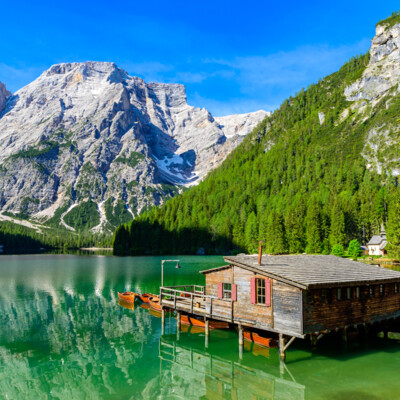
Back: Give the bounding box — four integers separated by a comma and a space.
1, 255, 400, 399
159, 335, 305, 400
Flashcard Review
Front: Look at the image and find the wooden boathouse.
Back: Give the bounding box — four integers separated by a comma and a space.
160, 253, 400, 360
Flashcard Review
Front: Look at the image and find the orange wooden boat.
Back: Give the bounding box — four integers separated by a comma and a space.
244, 331, 278, 348
139, 303, 151, 310
180, 315, 229, 330
138, 293, 153, 303
149, 296, 162, 311
117, 292, 137, 304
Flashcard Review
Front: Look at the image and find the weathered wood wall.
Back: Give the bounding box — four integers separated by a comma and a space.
205, 267, 232, 297
273, 280, 303, 336
232, 266, 273, 328
304, 283, 400, 333
204, 266, 273, 329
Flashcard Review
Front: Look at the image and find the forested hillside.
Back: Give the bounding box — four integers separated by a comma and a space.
113, 50, 400, 258
0, 220, 112, 253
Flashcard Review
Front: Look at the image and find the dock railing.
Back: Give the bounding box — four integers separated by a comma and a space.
160, 285, 234, 321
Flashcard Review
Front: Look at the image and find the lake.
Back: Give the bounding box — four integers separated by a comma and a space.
1, 254, 400, 399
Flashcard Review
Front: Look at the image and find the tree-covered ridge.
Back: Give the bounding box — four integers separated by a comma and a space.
0, 220, 112, 252
376, 10, 400, 28
113, 53, 400, 257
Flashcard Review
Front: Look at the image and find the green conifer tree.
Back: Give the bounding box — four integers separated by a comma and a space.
387, 188, 400, 260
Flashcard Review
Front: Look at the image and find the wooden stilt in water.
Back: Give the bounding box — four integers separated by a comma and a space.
176, 312, 181, 330
342, 327, 348, 346
205, 318, 210, 348
161, 308, 165, 335
238, 325, 244, 360
279, 334, 286, 361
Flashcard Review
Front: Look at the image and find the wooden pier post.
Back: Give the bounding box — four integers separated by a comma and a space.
205, 318, 210, 348
205, 318, 210, 336
161, 308, 165, 335
238, 325, 244, 360
279, 334, 286, 361
176, 312, 181, 330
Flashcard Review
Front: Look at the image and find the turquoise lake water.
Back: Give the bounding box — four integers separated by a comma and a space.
1, 254, 400, 399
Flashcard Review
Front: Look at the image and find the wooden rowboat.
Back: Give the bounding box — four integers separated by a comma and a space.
180, 314, 229, 330
117, 292, 137, 304
149, 296, 162, 311
243, 331, 278, 348
138, 293, 153, 303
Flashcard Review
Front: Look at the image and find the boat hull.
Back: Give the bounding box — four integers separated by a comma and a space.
139, 294, 153, 303
244, 331, 277, 348
180, 315, 229, 330
117, 292, 136, 304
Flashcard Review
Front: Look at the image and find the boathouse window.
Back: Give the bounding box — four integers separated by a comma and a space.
369, 286, 375, 297
395, 283, 399, 294
346, 287, 352, 300
321, 289, 327, 303
355, 287, 360, 299
256, 278, 265, 304
379, 284, 385, 297
223, 283, 232, 299
337, 288, 342, 301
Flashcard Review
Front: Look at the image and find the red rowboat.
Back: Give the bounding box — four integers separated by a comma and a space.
180, 315, 229, 329
243, 331, 278, 348
117, 292, 137, 304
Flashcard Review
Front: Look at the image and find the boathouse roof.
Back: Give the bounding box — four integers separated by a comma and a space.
200, 255, 400, 290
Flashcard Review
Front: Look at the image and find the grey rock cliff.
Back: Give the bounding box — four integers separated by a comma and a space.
0, 62, 267, 230
342, 22, 400, 177
0, 82, 11, 114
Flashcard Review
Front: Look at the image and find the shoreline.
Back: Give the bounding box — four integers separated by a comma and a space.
79, 247, 113, 251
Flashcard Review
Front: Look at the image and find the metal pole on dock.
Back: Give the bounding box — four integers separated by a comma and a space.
238, 325, 243, 360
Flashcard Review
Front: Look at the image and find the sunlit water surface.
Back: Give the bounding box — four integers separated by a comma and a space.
1, 255, 400, 399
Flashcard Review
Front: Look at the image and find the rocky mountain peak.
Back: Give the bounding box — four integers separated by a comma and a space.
0, 82, 11, 114
0, 62, 267, 232
345, 22, 400, 102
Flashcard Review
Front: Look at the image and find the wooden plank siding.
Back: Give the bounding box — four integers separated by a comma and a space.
303, 283, 400, 333
273, 281, 303, 336
204, 266, 273, 330
233, 266, 273, 328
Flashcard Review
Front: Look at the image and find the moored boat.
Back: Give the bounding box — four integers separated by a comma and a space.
117, 292, 137, 304
149, 296, 162, 311
180, 314, 229, 329
243, 331, 278, 348
138, 293, 153, 303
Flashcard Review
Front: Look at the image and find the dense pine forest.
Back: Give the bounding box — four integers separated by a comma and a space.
0, 220, 112, 253
113, 52, 400, 259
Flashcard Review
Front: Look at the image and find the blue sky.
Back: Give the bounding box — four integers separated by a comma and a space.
0, 1, 399, 115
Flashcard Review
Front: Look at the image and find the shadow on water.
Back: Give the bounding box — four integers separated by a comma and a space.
114, 219, 243, 256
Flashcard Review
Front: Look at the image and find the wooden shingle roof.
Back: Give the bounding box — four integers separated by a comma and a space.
202, 255, 400, 289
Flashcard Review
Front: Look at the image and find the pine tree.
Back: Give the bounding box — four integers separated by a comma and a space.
244, 212, 258, 253
305, 198, 323, 254
387, 188, 400, 260
330, 201, 346, 247
347, 239, 361, 260
265, 211, 287, 254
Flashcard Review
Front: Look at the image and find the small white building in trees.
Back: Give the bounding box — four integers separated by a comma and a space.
367, 225, 387, 256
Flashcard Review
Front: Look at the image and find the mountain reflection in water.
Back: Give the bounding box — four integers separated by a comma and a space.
0, 255, 400, 399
